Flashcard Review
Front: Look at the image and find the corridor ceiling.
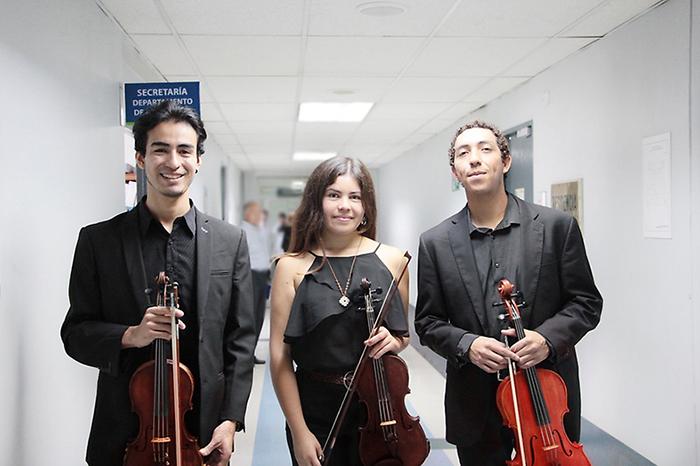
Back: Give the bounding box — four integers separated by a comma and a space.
98, 0, 662, 173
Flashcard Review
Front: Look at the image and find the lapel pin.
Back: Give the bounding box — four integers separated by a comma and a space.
201, 226, 208, 234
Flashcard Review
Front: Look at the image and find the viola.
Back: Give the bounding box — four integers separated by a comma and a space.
123, 272, 203, 466
495, 279, 591, 466
354, 278, 430, 466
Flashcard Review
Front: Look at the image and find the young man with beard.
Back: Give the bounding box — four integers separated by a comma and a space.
415, 120, 602, 465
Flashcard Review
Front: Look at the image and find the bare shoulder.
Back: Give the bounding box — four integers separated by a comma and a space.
375, 243, 408, 277
275, 252, 316, 289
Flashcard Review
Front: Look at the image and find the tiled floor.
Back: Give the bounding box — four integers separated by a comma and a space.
232, 309, 654, 466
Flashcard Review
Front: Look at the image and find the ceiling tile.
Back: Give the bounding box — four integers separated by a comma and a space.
130, 34, 196, 75
163, 0, 305, 35
406, 37, 545, 77
207, 77, 298, 102
228, 120, 295, 134
199, 102, 225, 121
402, 132, 438, 146
367, 102, 453, 120
241, 143, 291, 155
100, 0, 170, 34
563, 0, 662, 37
165, 75, 216, 102
419, 118, 462, 135
464, 77, 530, 103
437, 0, 602, 37
295, 122, 359, 147
305, 37, 424, 76
437, 101, 485, 122
204, 121, 233, 135
236, 130, 293, 146
183, 36, 301, 76
505, 38, 598, 76
213, 134, 242, 147
340, 144, 386, 160
350, 119, 423, 144
220, 103, 297, 121
300, 77, 395, 102
382, 77, 487, 102
308, 0, 456, 37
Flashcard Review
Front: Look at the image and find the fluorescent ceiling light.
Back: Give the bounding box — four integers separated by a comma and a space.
293, 151, 337, 161
298, 102, 374, 122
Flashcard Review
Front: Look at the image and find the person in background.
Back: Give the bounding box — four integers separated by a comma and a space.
241, 200, 272, 364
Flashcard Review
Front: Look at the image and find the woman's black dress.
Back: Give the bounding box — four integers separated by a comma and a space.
283, 248, 408, 466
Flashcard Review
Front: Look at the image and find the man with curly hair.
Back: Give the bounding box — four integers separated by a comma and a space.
415, 120, 602, 465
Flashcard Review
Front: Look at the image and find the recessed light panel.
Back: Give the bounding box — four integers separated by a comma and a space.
298, 102, 374, 122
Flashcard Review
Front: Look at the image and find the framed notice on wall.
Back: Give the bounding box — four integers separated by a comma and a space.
642, 132, 671, 239
551, 179, 583, 228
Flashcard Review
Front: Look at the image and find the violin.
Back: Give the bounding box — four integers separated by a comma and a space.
321, 253, 429, 466
354, 278, 430, 466
495, 279, 591, 466
123, 272, 203, 466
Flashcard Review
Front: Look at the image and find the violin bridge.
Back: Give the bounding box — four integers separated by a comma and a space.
151, 437, 171, 444
380, 420, 397, 426
542, 445, 559, 452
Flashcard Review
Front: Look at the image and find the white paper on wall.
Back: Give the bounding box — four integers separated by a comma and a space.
642, 132, 672, 239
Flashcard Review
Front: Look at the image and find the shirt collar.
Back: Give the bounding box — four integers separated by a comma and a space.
466, 193, 521, 235
137, 197, 196, 237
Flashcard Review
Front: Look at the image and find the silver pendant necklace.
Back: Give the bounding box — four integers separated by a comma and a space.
324, 237, 362, 308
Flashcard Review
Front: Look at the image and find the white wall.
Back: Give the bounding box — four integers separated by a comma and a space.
378, 0, 697, 464
0, 1, 243, 464
691, 2, 700, 464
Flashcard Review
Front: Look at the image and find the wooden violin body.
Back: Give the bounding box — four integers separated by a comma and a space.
496, 368, 590, 466
124, 360, 202, 466
123, 272, 203, 466
495, 278, 591, 466
355, 353, 429, 466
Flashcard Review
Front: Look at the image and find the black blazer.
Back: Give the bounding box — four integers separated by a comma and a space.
415, 195, 602, 446
61, 205, 256, 466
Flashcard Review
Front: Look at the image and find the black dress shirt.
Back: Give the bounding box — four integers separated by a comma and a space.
138, 199, 200, 434
466, 195, 523, 339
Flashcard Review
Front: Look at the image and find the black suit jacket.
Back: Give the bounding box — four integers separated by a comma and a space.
61, 205, 256, 466
415, 195, 602, 446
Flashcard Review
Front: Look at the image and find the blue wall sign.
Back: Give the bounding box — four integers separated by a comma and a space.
124, 81, 200, 125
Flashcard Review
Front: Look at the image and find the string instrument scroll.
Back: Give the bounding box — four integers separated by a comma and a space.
495, 278, 591, 466
123, 272, 203, 466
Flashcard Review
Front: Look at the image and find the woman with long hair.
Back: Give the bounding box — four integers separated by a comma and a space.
269, 156, 410, 466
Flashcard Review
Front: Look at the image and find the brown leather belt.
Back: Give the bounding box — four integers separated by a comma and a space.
298, 368, 353, 388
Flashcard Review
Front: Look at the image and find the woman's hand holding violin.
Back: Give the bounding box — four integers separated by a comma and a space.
365, 326, 406, 359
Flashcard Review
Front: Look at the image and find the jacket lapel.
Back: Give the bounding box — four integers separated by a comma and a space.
121, 208, 149, 318
448, 206, 487, 333
516, 197, 544, 328
196, 210, 211, 324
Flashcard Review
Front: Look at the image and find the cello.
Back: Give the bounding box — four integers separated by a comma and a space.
354, 278, 430, 466
495, 278, 591, 466
123, 272, 203, 466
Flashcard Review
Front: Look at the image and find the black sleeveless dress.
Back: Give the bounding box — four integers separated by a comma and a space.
283, 247, 408, 466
